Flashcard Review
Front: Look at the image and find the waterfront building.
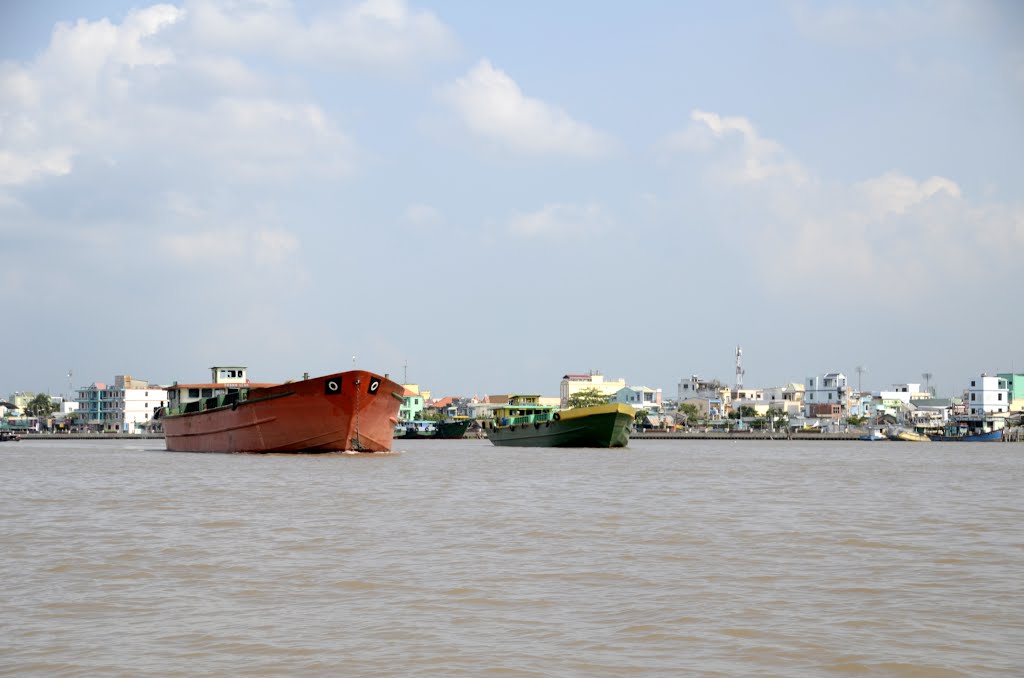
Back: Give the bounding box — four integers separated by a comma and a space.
399, 384, 424, 422
9, 391, 35, 411
560, 371, 627, 407
677, 375, 731, 416
611, 385, 663, 413
804, 373, 849, 418
847, 393, 875, 419
964, 374, 1010, 416
906, 398, 952, 428
996, 373, 1024, 412
77, 375, 168, 433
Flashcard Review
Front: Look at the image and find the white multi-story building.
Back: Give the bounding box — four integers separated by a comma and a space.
762, 383, 805, 416
804, 372, 849, 418
77, 375, 168, 433
611, 385, 663, 412
964, 374, 1010, 416
879, 383, 929, 404
560, 371, 626, 407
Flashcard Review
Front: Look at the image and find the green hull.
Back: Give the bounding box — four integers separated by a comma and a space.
434, 419, 472, 439
487, 409, 632, 448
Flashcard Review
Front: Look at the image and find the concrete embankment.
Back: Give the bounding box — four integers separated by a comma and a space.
631, 431, 863, 441
14, 433, 165, 440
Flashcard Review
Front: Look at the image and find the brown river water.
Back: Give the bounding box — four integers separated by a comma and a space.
1, 437, 1022, 677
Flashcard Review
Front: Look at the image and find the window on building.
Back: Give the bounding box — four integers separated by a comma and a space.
971, 393, 976, 401
189, 388, 199, 398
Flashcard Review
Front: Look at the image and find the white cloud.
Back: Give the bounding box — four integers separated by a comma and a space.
664, 108, 1023, 293
855, 172, 961, 217
0, 148, 75, 185
665, 109, 808, 185
187, 0, 456, 68
442, 60, 613, 157
507, 203, 612, 238
0, 4, 355, 189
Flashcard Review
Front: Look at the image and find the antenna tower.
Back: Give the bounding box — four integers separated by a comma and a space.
855, 365, 867, 394
735, 345, 744, 390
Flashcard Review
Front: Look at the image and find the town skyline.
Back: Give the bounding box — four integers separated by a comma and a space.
5, 356, 1019, 405
1, 2, 1021, 399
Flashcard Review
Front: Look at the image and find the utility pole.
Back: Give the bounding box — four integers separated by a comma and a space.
922, 372, 933, 396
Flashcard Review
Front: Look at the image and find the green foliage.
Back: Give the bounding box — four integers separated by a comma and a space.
677, 403, 700, 424
846, 415, 867, 426
728, 405, 757, 419
566, 387, 610, 409
24, 394, 57, 418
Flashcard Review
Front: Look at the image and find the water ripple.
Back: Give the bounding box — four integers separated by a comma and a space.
1, 438, 1022, 676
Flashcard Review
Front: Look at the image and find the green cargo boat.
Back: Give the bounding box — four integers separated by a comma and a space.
485, 395, 634, 448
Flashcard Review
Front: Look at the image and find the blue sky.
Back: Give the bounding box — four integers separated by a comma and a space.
1, 0, 1022, 399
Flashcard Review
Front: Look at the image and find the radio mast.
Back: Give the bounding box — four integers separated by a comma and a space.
735, 345, 744, 390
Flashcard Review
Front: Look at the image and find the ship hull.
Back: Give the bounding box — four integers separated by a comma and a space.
434, 419, 473, 439
487, 403, 633, 448
161, 370, 403, 453
929, 429, 1003, 442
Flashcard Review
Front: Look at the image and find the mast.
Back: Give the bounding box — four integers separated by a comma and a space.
735, 345, 744, 390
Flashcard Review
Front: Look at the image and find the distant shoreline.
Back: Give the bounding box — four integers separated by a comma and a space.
6, 431, 1019, 443
10, 431, 860, 442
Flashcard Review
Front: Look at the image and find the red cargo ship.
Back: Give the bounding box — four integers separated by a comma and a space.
159, 367, 403, 453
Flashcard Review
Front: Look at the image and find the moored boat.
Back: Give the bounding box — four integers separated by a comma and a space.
486, 395, 633, 448
434, 418, 473, 439
396, 420, 437, 439
159, 367, 403, 453
395, 417, 473, 440
887, 427, 931, 442
928, 428, 1003, 442
858, 426, 888, 441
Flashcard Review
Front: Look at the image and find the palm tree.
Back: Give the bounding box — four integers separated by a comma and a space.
24, 394, 57, 418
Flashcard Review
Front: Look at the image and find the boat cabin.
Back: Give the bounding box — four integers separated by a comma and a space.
165, 366, 262, 412
492, 395, 558, 427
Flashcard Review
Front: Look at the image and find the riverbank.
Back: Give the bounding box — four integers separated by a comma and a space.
6, 430, 1021, 442
632, 430, 862, 441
